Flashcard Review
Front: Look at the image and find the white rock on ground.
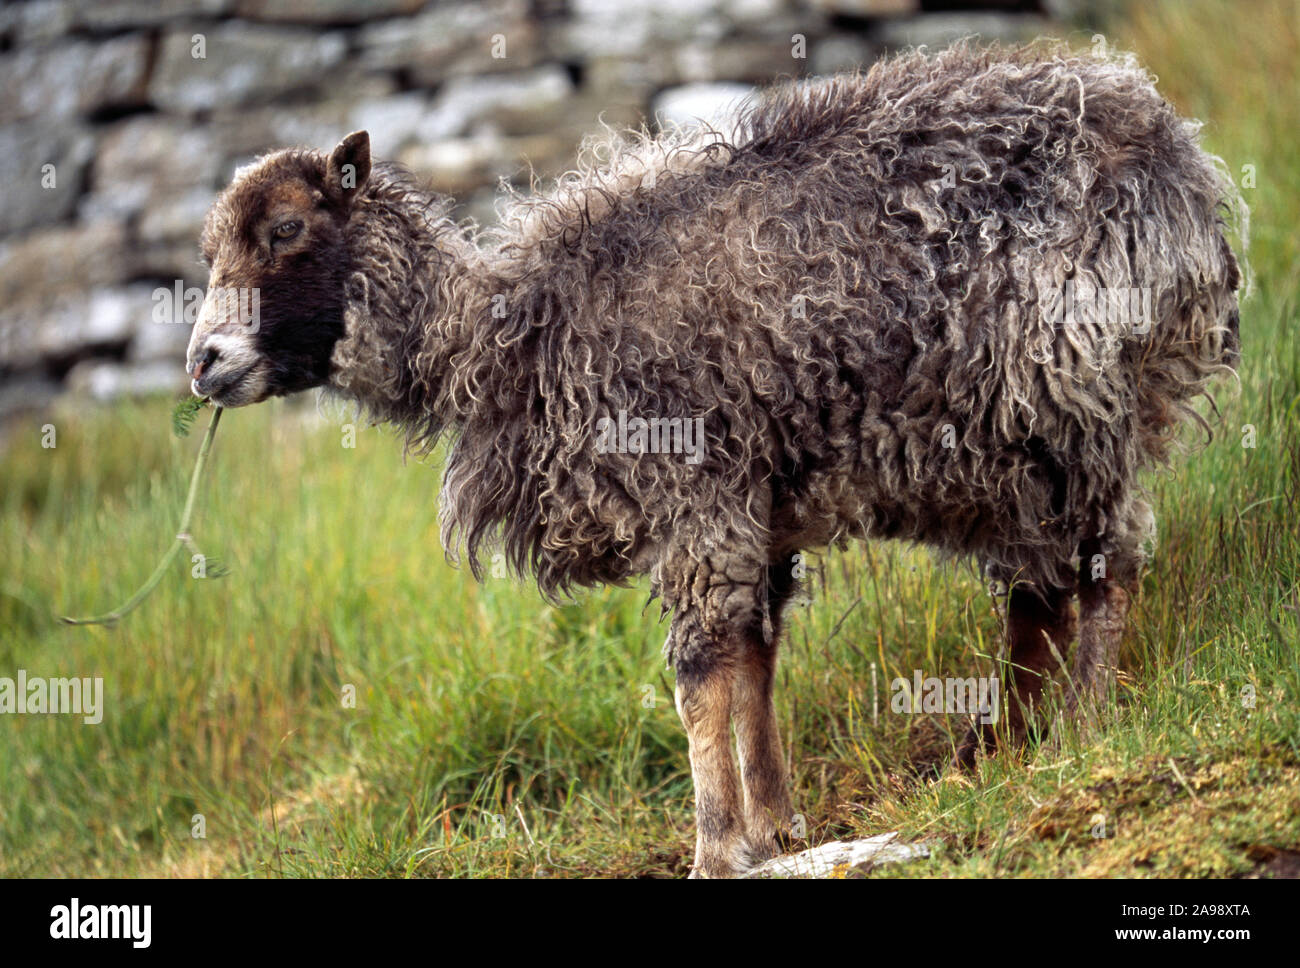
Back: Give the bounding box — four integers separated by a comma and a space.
743, 832, 932, 878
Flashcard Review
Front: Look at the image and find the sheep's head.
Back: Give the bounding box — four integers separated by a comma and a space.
186, 131, 372, 406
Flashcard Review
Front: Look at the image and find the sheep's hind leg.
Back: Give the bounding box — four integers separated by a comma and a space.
733, 562, 799, 866
955, 585, 1075, 767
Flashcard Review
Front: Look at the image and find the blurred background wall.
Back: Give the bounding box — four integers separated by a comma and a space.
0, 0, 1103, 417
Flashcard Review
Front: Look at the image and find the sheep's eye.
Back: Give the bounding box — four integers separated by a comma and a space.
272, 221, 301, 242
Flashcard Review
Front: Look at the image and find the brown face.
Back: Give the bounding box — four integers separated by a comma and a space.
186, 131, 372, 407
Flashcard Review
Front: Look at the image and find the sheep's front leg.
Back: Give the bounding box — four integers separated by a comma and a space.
665, 543, 774, 878
674, 647, 745, 878
733, 560, 798, 861
733, 634, 794, 863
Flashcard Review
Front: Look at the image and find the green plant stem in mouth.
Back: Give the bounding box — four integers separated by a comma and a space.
62, 405, 225, 628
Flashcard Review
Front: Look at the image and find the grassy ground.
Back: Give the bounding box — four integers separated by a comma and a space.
2, 0, 1297, 878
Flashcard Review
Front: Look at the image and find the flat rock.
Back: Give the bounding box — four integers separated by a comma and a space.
674, 38, 799, 84
235, 0, 424, 24
0, 121, 95, 236
0, 1, 75, 46
420, 67, 575, 142
150, 23, 348, 113
0, 35, 151, 124
557, 0, 728, 60
75, 0, 233, 30
743, 832, 932, 878
0, 221, 129, 312
357, 0, 539, 86
81, 117, 223, 224
400, 130, 575, 198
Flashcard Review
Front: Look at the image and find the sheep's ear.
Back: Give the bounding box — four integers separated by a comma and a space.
326, 130, 371, 205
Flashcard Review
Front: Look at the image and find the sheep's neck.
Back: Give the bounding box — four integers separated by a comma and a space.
330, 187, 529, 453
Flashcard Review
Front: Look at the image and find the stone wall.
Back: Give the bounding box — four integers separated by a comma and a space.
0, 0, 1092, 415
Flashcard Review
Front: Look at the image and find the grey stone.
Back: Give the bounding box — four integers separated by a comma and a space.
235, 0, 425, 24
0, 222, 129, 313
150, 23, 348, 113
80, 118, 223, 224
75, 0, 233, 31
419, 67, 574, 141
130, 289, 197, 362
130, 241, 210, 295
399, 129, 575, 199
138, 189, 214, 246
200, 74, 399, 167
585, 55, 672, 101
557, 0, 728, 60
675, 38, 803, 84
211, 91, 432, 163
0, 122, 95, 237
723, 0, 794, 25
0, 1, 75, 45
719, 1, 819, 44
209, 100, 350, 162
0, 35, 151, 123
397, 132, 518, 197
348, 92, 437, 159
357, 0, 539, 85
0, 285, 145, 371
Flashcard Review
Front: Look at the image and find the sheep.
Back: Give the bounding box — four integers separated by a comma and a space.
184, 42, 1245, 878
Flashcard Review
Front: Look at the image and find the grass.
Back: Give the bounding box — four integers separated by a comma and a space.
1, 0, 1297, 878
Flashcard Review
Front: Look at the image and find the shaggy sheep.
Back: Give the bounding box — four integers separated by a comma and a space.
185, 43, 1245, 878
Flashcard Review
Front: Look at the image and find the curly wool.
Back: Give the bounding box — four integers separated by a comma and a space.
328, 41, 1245, 634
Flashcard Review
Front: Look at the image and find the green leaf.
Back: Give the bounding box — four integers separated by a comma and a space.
172, 396, 207, 438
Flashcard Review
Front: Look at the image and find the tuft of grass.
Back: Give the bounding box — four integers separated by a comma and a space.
0, 0, 1296, 878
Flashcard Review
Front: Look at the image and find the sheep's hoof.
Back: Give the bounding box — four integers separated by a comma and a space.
954, 720, 1038, 769
687, 844, 751, 879
687, 861, 741, 879
742, 830, 805, 870
954, 722, 995, 769
773, 827, 808, 855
